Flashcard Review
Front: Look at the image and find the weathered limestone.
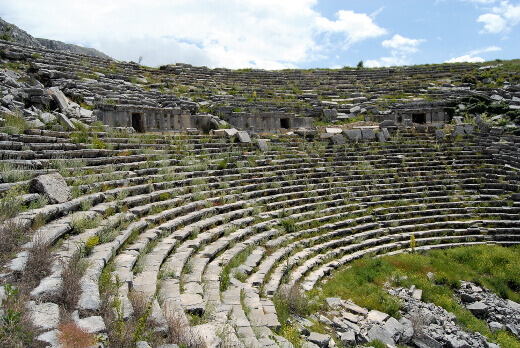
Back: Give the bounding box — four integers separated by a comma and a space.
27, 301, 60, 330
29, 173, 71, 204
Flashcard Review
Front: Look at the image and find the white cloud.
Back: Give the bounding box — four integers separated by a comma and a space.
382, 34, 426, 54
470, 45, 502, 55
446, 45, 501, 63
446, 55, 485, 63
478, 13, 507, 33
366, 34, 425, 68
0, 0, 387, 69
365, 56, 408, 68
315, 10, 387, 47
476, 0, 520, 34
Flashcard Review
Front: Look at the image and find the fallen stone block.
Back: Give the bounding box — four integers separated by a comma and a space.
340, 330, 356, 346
56, 112, 76, 131
366, 310, 389, 324
467, 301, 488, 317
30, 173, 71, 204
361, 128, 376, 140
325, 127, 342, 134
330, 134, 345, 145
256, 139, 268, 152
367, 325, 394, 346
343, 129, 362, 141
72, 311, 107, 334
308, 332, 331, 348
435, 129, 445, 141
236, 131, 251, 143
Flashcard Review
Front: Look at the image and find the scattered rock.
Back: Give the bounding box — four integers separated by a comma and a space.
236, 131, 251, 143
30, 172, 71, 204
256, 139, 268, 152
308, 332, 331, 348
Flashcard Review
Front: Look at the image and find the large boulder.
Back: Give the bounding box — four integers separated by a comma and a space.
30, 173, 71, 204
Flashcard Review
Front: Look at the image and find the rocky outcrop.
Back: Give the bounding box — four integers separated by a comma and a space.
36, 38, 111, 60
0, 17, 111, 59
0, 17, 42, 48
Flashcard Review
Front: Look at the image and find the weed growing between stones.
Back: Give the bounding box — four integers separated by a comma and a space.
0, 186, 26, 223
162, 304, 205, 348
273, 285, 317, 328
0, 284, 36, 347
0, 163, 32, 183
20, 237, 53, 291
56, 322, 97, 348
57, 254, 88, 312
0, 219, 31, 266
1, 110, 27, 135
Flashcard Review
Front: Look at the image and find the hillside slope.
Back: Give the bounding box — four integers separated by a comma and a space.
0, 17, 111, 60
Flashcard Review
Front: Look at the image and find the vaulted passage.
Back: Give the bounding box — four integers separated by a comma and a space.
412, 113, 426, 124
132, 113, 145, 133
280, 118, 290, 129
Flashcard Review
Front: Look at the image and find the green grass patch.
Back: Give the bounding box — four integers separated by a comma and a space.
311, 245, 520, 347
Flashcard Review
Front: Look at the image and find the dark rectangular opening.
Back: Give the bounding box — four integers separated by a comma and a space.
280, 118, 290, 129
412, 113, 426, 124
131, 113, 145, 133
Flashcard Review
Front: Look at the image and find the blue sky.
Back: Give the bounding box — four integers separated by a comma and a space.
0, 0, 518, 69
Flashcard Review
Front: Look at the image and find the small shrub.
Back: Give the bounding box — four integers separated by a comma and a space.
0, 284, 35, 347
218, 158, 228, 170
219, 263, 230, 292
461, 74, 478, 85
92, 134, 106, 149
57, 322, 97, 348
57, 254, 88, 311
0, 163, 32, 183
273, 285, 315, 325
20, 237, 52, 289
0, 219, 31, 266
1, 111, 27, 135
71, 214, 100, 235
280, 322, 303, 347
83, 235, 99, 256
162, 305, 205, 348
367, 340, 387, 348
159, 192, 170, 201
280, 218, 296, 234
28, 195, 48, 210
0, 186, 26, 222
70, 128, 89, 144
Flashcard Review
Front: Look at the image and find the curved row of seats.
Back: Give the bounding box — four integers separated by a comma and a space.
0, 127, 519, 347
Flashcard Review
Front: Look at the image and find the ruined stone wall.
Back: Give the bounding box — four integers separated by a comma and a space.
95, 106, 193, 132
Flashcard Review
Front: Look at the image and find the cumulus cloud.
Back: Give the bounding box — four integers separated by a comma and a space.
315, 10, 387, 47
0, 0, 387, 69
445, 45, 501, 63
446, 55, 486, 63
476, 0, 520, 34
478, 13, 508, 33
382, 34, 426, 54
366, 34, 425, 68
